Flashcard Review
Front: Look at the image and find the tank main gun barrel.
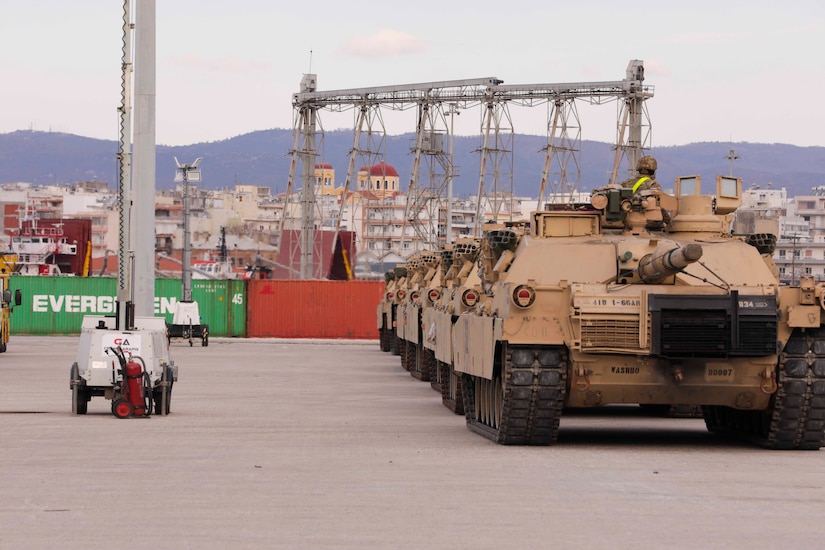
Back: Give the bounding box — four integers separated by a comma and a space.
635, 243, 703, 283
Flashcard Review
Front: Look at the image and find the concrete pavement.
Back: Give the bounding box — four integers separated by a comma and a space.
2, 336, 824, 549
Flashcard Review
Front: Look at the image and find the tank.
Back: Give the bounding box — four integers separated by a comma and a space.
421, 238, 482, 414
394, 256, 419, 371
397, 252, 442, 380
377, 270, 397, 353
388, 264, 409, 356
420, 246, 453, 392
450, 175, 825, 449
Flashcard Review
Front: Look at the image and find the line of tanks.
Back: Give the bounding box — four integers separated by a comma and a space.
377, 174, 825, 449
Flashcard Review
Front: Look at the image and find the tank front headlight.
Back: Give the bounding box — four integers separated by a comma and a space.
396, 290, 406, 301
512, 284, 536, 309
428, 289, 441, 304
461, 289, 479, 308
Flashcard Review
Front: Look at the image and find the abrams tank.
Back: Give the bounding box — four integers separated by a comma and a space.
385, 264, 409, 356
422, 238, 482, 414
451, 175, 825, 449
377, 270, 397, 353
398, 251, 442, 381
420, 244, 454, 394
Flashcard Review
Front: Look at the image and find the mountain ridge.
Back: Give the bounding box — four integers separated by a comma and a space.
1, 129, 823, 198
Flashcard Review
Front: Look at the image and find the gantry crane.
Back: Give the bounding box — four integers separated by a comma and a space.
284, 60, 653, 277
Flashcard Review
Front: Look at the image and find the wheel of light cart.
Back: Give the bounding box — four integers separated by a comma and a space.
154, 367, 174, 415
70, 362, 88, 415
112, 398, 133, 419
155, 383, 172, 415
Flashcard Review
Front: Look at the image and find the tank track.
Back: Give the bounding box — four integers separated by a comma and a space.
410, 343, 431, 381
439, 360, 464, 415
428, 350, 442, 393
389, 307, 400, 356
379, 324, 392, 352
461, 344, 567, 445
704, 327, 825, 450
401, 340, 416, 372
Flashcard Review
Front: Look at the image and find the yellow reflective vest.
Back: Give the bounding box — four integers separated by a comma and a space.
632, 176, 651, 193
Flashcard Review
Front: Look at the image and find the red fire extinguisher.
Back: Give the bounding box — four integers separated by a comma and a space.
111, 348, 152, 419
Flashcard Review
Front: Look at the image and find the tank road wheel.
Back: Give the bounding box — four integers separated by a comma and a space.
462, 344, 567, 445
472, 376, 503, 429
70, 362, 88, 415
463, 373, 504, 440
704, 328, 825, 450
112, 398, 133, 419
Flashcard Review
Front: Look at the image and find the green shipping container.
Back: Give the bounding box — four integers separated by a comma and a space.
155, 278, 247, 338
8, 276, 246, 337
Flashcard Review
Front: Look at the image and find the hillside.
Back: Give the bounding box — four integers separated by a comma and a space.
1, 129, 823, 198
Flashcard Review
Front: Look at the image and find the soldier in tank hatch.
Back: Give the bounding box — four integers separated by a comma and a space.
622, 155, 661, 193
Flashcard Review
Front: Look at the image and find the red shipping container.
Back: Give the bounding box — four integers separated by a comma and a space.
247, 280, 384, 339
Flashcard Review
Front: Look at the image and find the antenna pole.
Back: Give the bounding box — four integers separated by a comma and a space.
725, 148, 740, 177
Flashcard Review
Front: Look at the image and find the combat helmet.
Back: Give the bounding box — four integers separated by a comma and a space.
637, 156, 657, 175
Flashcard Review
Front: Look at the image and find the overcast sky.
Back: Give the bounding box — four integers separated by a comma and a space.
2, 0, 824, 147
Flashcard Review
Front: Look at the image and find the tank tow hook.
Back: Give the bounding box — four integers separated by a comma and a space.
671, 364, 684, 385
574, 366, 591, 391
760, 367, 778, 394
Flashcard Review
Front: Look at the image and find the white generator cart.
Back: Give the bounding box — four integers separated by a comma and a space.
70, 316, 177, 416
167, 300, 208, 347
